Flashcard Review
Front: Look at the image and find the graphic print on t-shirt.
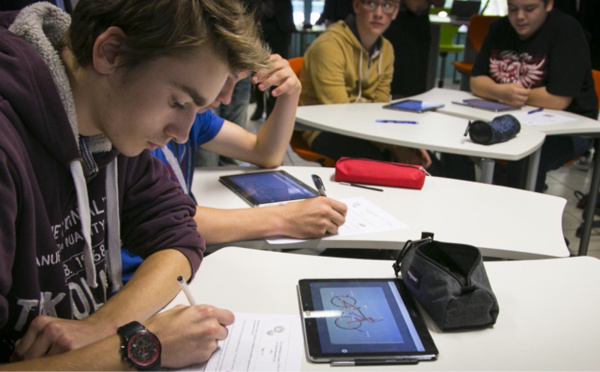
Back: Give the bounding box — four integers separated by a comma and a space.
489, 50, 546, 88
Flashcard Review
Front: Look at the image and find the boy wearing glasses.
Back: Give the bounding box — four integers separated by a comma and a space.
299, 0, 434, 169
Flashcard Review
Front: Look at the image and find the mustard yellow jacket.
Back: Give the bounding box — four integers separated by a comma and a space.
299, 19, 394, 143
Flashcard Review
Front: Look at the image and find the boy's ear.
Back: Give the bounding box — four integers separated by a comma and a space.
352, 0, 361, 14
92, 26, 127, 74
391, 6, 399, 20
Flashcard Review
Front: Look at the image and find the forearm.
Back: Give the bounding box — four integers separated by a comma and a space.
3, 336, 127, 371
252, 91, 300, 168
85, 250, 191, 333
195, 197, 348, 244
526, 87, 573, 110
470, 75, 504, 102
194, 206, 287, 245
202, 90, 298, 168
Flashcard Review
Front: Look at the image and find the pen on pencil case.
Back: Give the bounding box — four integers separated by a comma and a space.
311, 174, 327, 196
528, 107, 543, 114
464, 120, 472, 136
340, 182, 383, 192
177, 275, 197, 306
376, 119, 418, 124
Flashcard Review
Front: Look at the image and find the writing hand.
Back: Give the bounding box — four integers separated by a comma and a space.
279, 197, 347, 237
146, 304, 234, 369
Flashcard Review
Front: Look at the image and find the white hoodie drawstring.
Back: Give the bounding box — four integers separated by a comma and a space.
355, 46, 384, 103
70, 159, 122, 291
105, 159, 122, 291
70, 160, 97, 288
354, 49, 364, 103
162, 146, 189, 195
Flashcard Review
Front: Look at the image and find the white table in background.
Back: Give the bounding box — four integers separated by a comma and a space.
411, 88, 600, 255
192, 166, 568, 260
411, 88, 600, 136
167, 247, 600, 371
295, 103, 545, 186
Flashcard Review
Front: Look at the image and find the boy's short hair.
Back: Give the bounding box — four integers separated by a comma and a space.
67, 0, 269, 74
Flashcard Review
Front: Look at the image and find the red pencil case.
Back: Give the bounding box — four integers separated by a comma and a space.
334, 157, 428, 190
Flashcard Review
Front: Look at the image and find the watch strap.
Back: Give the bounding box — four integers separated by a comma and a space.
118, 321, 146, 338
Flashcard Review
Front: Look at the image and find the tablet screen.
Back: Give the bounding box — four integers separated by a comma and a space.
219, 170, 318, 207
383, 99, 444, 113
298, 279, 438, 364
454, 99, 520, 112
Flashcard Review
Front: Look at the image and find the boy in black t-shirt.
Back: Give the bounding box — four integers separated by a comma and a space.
471, 0, 596, 118
467, 0, 598, 192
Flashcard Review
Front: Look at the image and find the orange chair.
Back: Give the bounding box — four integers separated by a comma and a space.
287, 57, 336, 167
592, 69, 600, 110
288, 56, 304, 77
290, 132, 336, 166
452, 15, 500, 80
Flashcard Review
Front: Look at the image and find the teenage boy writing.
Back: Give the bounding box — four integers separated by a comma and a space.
155, 56, 347, 244
122, 55, 348, 281
0, 0, 269, 369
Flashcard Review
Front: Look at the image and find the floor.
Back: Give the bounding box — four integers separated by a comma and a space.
244, 75, 600, 260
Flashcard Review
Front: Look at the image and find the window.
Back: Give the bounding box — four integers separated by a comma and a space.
292, 0, 326, 25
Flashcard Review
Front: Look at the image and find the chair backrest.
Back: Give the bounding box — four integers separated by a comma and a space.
287, 56, 335, 166
288, 57, 303, 78
439, 24, 461, 46
467, 15, 499, 52
592, 69, 600, 110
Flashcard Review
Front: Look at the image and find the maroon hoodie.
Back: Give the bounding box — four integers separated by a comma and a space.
0, 5, 204, 361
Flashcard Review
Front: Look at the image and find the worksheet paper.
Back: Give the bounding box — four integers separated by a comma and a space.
180, 313, 303, 372
266, 196, 408, 244
511, 111, 577, 126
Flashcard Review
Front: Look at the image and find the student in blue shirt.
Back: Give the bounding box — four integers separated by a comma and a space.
123, 55, 348, 281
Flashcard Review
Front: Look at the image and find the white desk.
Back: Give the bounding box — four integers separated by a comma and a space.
411, 88, 600, 255
295, 103, 545, 186
412, 88, 600, 136
193, 166, 569, 259
168, 247, 600, 371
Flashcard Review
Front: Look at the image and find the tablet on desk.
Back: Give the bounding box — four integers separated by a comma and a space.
297, 278, 438, 366
219, 170, 318, 207
383, 99, 444, 113
452, 98, 521, 112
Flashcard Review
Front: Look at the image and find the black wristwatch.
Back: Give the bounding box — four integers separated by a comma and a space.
117, 321, 161, 371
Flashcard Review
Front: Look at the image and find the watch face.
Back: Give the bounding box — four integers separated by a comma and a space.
127, 333, 160, 367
